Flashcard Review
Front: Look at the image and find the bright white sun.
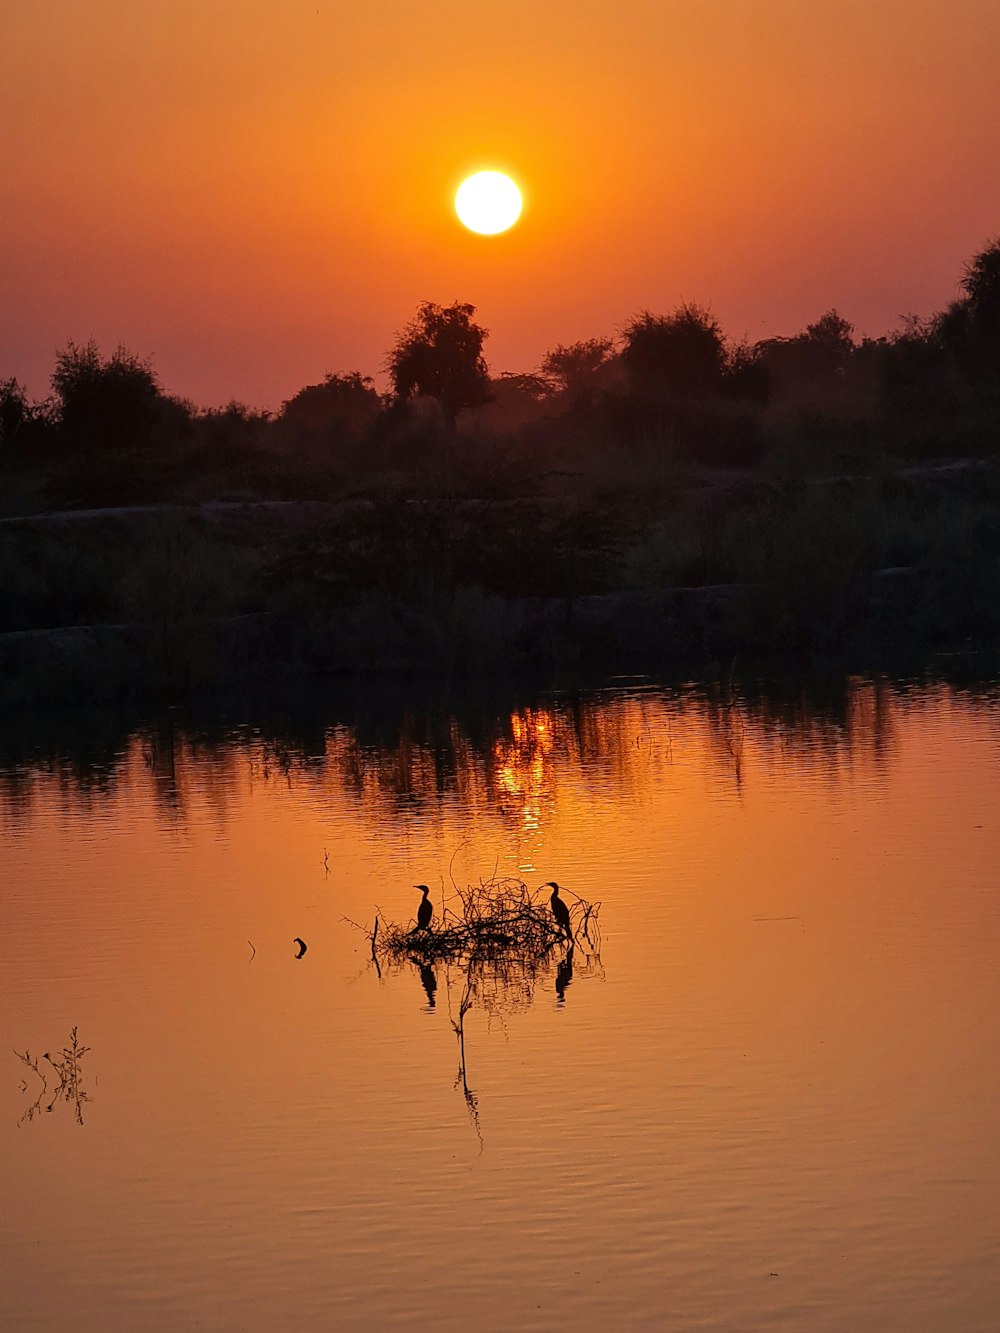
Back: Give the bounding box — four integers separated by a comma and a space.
455, 171, 523, 235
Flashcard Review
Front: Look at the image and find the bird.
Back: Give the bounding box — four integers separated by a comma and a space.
545, 881, 572, 940
411, 883, 434, 932
293, 937, 307, 959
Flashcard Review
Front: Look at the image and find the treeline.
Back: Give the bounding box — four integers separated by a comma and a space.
1, 237, 998, 509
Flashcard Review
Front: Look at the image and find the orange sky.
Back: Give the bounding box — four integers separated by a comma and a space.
3, 0, 999, 409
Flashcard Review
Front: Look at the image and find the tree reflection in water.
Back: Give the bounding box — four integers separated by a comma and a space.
0, 671, 933, 830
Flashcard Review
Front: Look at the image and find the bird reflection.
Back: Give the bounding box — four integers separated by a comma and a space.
546, 880, 572, 940
555, 945, 574, 1005
411, 883, 434, 933
418, 962, 438, 1009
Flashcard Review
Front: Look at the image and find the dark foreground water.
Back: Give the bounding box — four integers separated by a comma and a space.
2, 674, 1000, 1330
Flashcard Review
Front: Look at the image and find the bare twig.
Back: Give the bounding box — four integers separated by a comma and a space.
16, 1028, 92, 1126
448, 840, 471, 893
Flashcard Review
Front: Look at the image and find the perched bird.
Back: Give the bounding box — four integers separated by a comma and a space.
412, 883, 434, 932
545, 881, 572, 940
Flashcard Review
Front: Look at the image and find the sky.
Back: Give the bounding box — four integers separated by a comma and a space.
3, 0, 999, 409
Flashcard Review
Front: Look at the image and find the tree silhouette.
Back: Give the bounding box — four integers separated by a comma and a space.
0, 377, 30, 451
387, 302, 491, 420
803, 309, 855, 355
880, 316, 956, 418
52, 340, 160, 450
962, 238, 1000, 315
958, 237, 1000, 379
540, 337, 615, 396
621, 304, 725, 397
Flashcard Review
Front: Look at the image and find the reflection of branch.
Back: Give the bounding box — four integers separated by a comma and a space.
449, 971, 483, 1150
342, 914, 382, 978
15, 1028, 92, 1126
716, 664, 746, 790
371, 916, 381, 978
447, 840, 471, 893
13, 1049, 48, 1126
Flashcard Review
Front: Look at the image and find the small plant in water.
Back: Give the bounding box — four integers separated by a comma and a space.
14, 1027, 92, 1126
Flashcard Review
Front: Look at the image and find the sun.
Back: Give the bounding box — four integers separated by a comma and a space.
455, 171, 523, 235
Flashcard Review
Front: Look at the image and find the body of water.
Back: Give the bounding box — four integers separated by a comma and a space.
2, 674, 1000, 1330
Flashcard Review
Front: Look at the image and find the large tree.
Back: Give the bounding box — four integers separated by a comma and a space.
387, 301, 491, 419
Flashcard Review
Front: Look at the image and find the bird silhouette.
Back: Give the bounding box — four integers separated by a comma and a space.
411, 883, 434, 932
545, 881, 572, 939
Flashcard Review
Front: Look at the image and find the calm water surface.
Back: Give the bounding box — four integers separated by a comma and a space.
2, 675, 1000, 1330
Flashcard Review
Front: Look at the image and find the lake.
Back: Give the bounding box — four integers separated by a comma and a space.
2, 673, 1000, 1330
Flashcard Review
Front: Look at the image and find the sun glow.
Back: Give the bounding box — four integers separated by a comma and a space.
454, 171, 523, 235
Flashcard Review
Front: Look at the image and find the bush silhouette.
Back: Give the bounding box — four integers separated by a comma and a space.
879, 317, 958, 423
803, 310, 856, 355
540, 337, 615, 396
0, 377, 31, 452
52, 340, 161, 451
722, 342, 771, 407
956, 238, 1000, 381
621, 305, 726, 397
278, 371, 381, 451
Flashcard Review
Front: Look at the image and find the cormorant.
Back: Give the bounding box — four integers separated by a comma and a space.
545, 881, 572, 939
412, 883, 434, 932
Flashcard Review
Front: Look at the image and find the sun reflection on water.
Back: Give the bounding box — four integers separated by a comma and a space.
4, 675, 1000, 1330
493, 708, 556, 870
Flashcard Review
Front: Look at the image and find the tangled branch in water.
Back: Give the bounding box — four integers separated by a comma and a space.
344, 877, 603, 1144
375, 876, 601, 971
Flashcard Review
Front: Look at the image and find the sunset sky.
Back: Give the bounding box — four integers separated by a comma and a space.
4, 0, 999, 409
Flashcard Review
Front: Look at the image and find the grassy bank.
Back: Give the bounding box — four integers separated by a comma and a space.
0, 457, 997, 706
